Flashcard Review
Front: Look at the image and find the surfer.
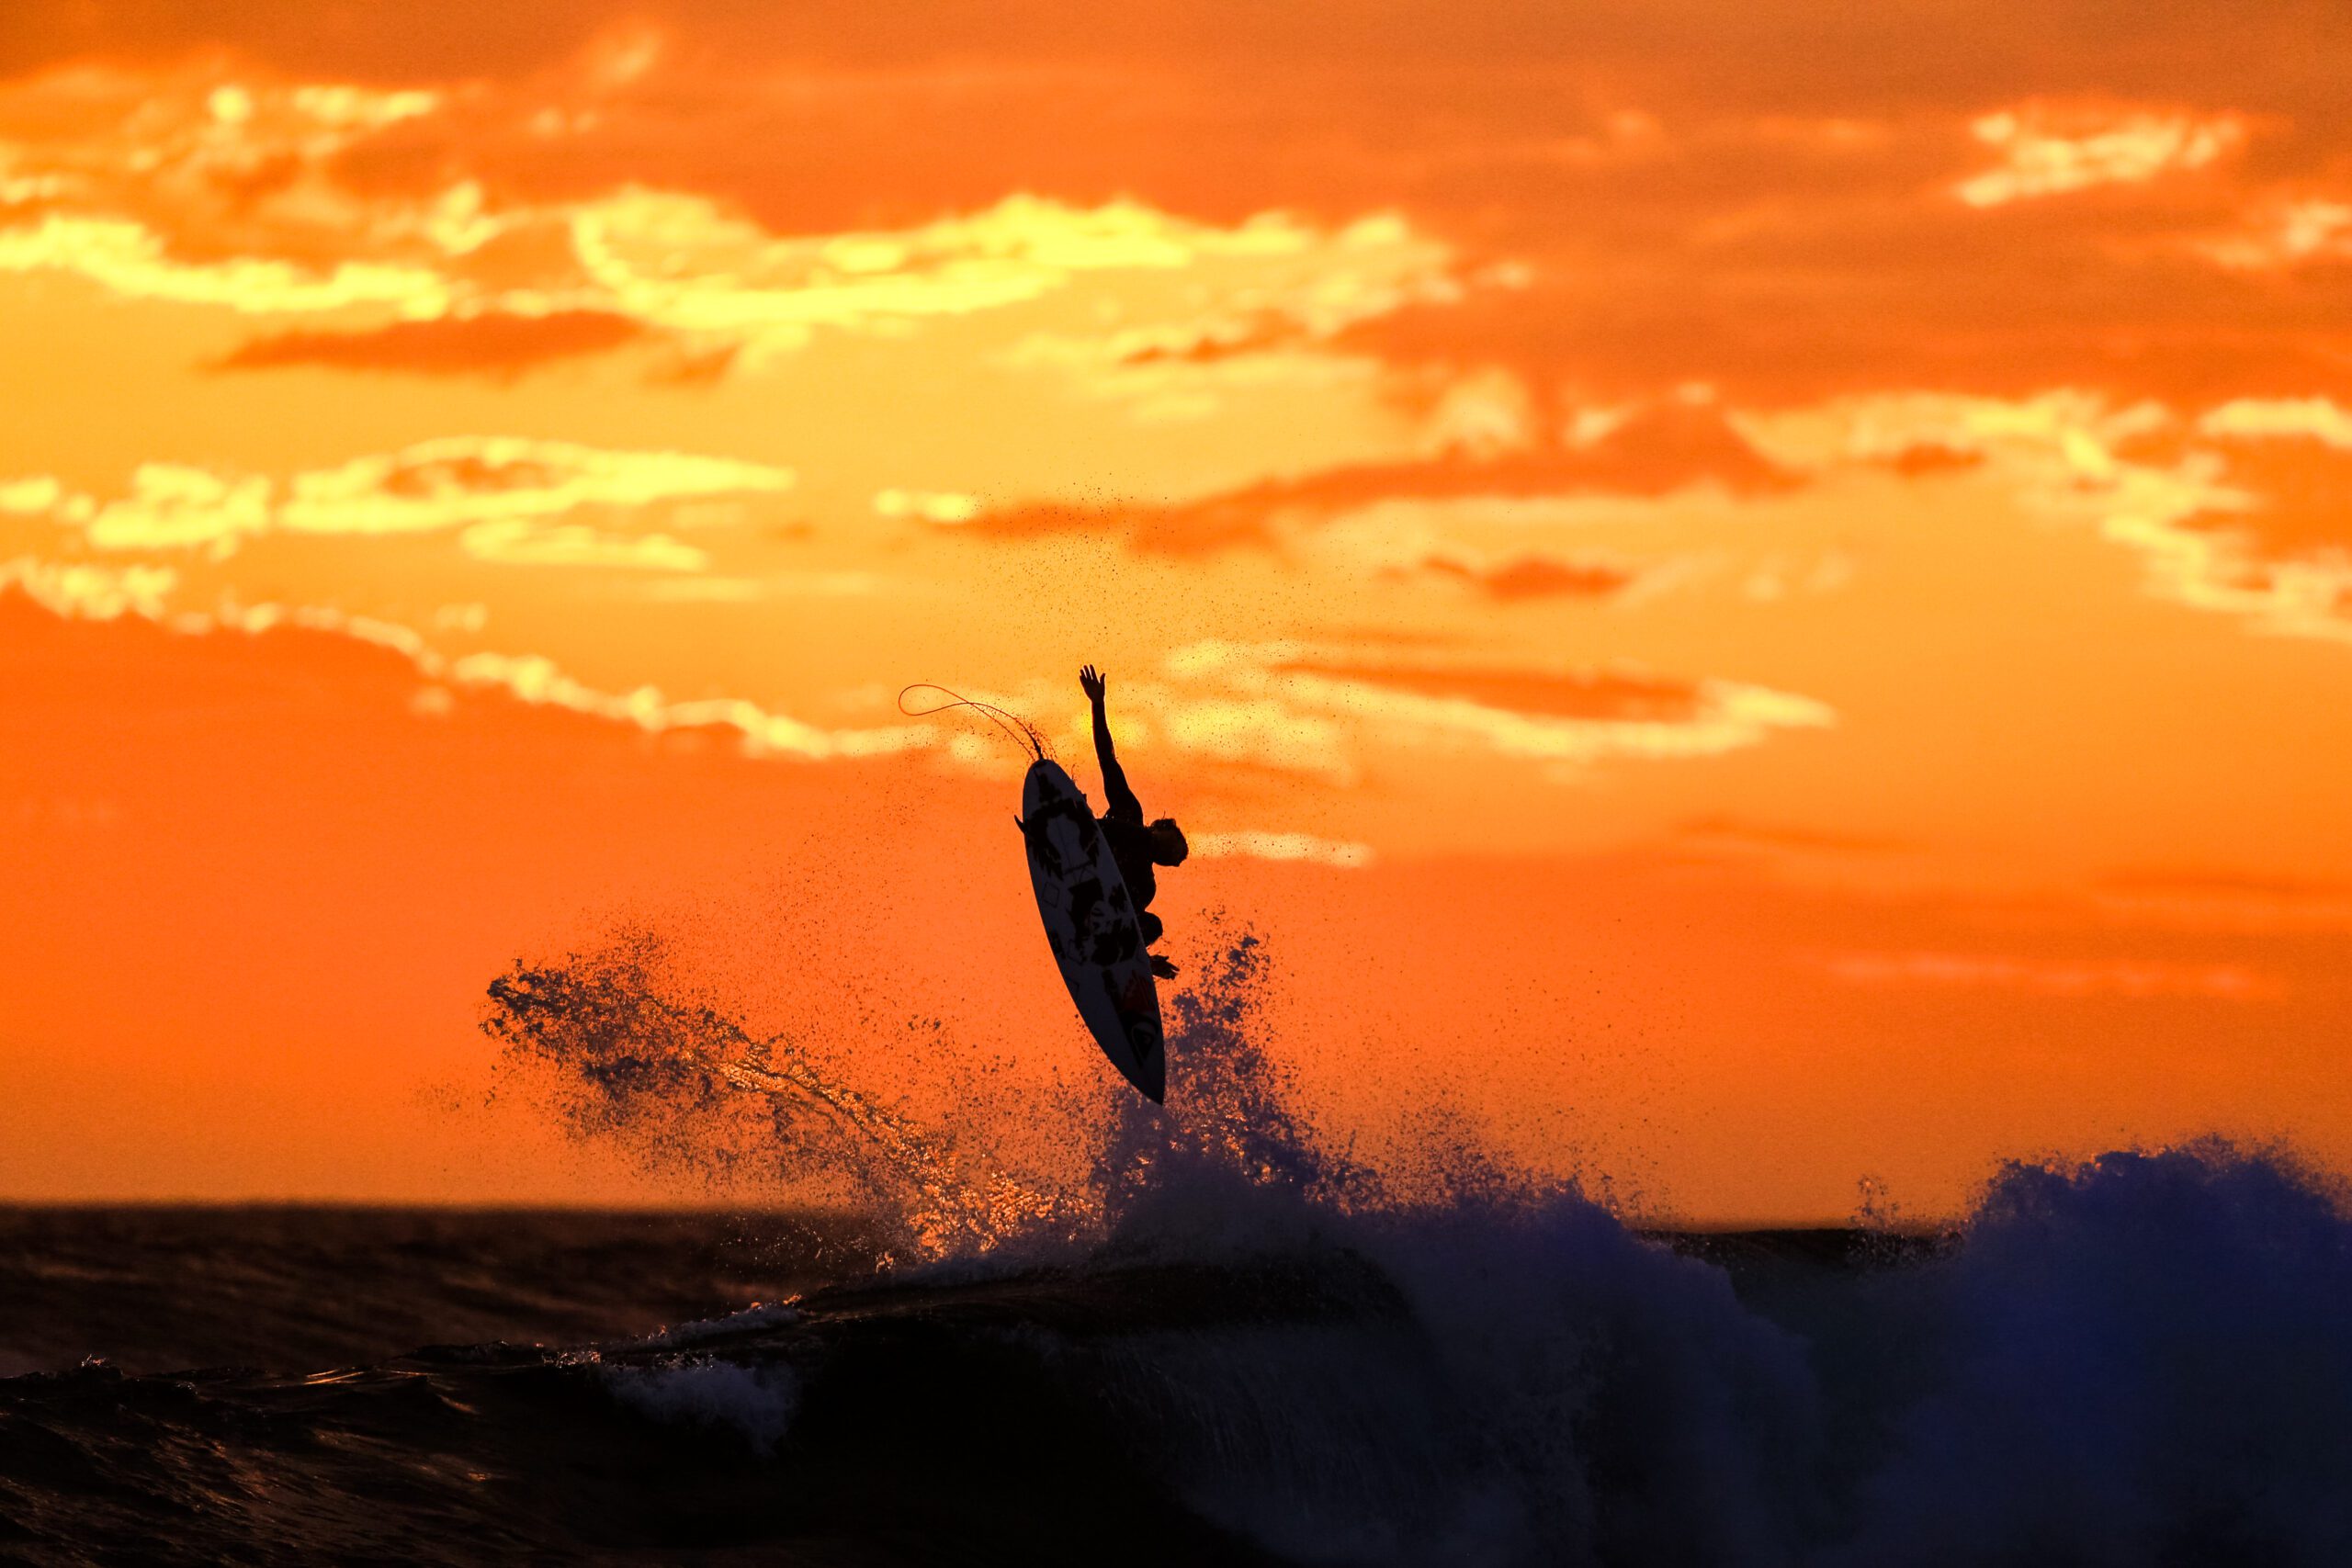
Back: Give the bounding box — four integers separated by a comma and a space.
1080, 665, 1187, 979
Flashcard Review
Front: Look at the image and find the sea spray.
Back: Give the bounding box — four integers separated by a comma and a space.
481, 926, 1086, 1260
1825, 1144, 2352, 1565
478, 916, 1370, 1262
478, 924, 2352, 1564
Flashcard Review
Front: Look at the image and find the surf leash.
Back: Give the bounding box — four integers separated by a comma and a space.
897, 683, 1051, 761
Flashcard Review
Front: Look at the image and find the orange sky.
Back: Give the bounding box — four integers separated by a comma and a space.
0, 1, 2346, 1221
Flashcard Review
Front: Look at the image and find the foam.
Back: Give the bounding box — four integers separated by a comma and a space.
605, 1358, 800, 1456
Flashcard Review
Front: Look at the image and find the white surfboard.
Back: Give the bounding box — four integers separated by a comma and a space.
1018, 760, 1165, 1102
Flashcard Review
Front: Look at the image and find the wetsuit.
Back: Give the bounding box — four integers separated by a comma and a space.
1092, 703, 1163, 946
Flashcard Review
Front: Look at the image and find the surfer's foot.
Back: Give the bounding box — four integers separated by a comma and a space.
1149, 954, 1179, 979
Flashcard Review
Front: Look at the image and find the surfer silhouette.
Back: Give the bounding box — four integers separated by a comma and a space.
1080, 665, 1187, 979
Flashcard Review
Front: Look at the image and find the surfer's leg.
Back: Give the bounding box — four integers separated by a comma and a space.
1137, 910, 1177, 977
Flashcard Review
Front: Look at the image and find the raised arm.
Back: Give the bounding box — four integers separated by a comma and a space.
1080, 665, 1143, 822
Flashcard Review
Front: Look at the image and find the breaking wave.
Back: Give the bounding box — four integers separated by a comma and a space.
457, 921, 2352, 1564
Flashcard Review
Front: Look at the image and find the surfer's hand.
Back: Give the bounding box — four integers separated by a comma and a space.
1080, 665, 1106, 703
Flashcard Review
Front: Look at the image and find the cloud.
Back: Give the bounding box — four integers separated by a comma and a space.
0, 213, 452, 315
980, 210, 1459, 415
438, 651, 927, 759
2203, 198, 2352, 271
567, 191, 1408, 360
0, 58, 1458, 393
8, 17, 2344, 422
1747, 389, 2352, 640
1419, 553, 1635, 601
2159, 421, 2352, 626
0, 558, 178, 621
966, 400, 1794, 554
107, 593, 933, 761
214, 310, 646, 375
85, 465, 274, 550
1189, 830, 1374, 868
43, 438, 793, 558
1954, 104, 2246, 208
1821, 949, 2282, 1000
0, 532, 931, 763
1115, 312, 1308, 366
457, 519, 708, 571
2199, 397, 2352, 449
1270, 657, 1704, 724
0, 476, 66, 514
1153, 639, 1834, 776
873, 488, 981, 525
277, 438, 794, 537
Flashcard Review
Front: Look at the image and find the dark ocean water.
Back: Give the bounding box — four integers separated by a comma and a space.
2, 1180, 2347, 1567
0, 1207, 1889, 1567
5, 930, 2348, 1564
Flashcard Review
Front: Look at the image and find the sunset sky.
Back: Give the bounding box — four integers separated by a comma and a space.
1, 0, 2346, 1222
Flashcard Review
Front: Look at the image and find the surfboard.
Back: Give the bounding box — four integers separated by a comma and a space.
1018, 759, 1166, 1102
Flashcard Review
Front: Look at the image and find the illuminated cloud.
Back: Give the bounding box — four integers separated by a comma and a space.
0, 477, 65, 514
1189, 831, 1375, 868
1156, 639, 1833, 776
994, 213, 1457, 412
1741, 389, 2165, 479
2199, 398, 2352, 448
457, 519, 709, 572
440, 652, 929, 759
284, 84, 439, 130
1140, 692, 1356, 782
277, 439, 795, 537
14, 576, 934, 763
2162, 419, 2352, 629
1822, 950, 2282, 1000
1270, 658, 1706, 724
1954, 105, 2245, 208
570, 192, 1408, 360
0, 213, 452, 315
0, 60, 1454, 395
50, 439, 792, 561
1114, 312, 1307, 366
0, 557, 178, 621
2199, 199, 2352, 271
85, 465, 273, 551
968, 400, 1792, 554
874, 489, 981, 525
1747, 390, 2352, 639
